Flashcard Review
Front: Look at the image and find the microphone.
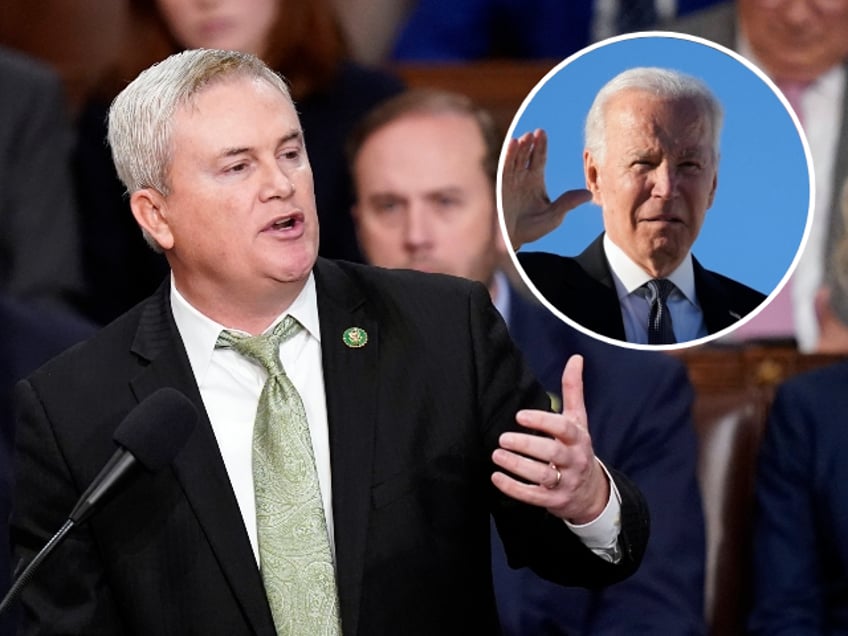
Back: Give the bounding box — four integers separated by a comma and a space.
0, 387, 198, 617
69, 388, 198, 524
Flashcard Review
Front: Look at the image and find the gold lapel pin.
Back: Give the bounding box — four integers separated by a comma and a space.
342, 326, 368, 348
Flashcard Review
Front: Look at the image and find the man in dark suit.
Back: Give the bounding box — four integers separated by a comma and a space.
347, 88, 706, 634
10, 49, 649, 634
748, 359, 848, 633
748, 187, 848, 632
0, 46, 85, 313
667, 0, 848, 350
503, 66, 766, 345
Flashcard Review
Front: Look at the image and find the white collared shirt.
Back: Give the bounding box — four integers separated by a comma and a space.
604, 235, 708, 344
170, 274, 333, 564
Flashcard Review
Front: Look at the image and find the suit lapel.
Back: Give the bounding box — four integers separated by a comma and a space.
574, 235, 627, 339
128, 283, 275, 634
693, 258, 744, 334
314, 259, 378, 636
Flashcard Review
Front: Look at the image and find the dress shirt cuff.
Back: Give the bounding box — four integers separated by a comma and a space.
563, 459, 622, 563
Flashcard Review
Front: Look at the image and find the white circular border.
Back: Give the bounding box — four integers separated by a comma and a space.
496, 30, 816, 352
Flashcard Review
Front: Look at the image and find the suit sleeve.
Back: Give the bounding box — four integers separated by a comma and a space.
10, 379, 128, 634
466, 283, 649, 588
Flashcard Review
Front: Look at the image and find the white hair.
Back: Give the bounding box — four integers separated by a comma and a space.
107, 48, 294, 250
584, 66, 723, 163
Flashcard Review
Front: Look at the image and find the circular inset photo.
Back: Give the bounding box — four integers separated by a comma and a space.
498, 31, 813, 351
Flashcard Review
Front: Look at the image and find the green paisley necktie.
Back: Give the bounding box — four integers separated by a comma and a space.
216, 316, 341, 635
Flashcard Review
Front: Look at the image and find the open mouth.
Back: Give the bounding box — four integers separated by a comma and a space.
272, 217, 296, 230
263, 212, 304, 235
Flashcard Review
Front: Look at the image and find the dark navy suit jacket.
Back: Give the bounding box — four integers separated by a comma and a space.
0, 295, 95, 635
493, 282, 707, 634
749, 361, 848, 635
518, 234, 766, 343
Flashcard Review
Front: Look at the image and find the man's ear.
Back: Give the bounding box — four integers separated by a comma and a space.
584, 150, 602, 206
130, 188, 174, 250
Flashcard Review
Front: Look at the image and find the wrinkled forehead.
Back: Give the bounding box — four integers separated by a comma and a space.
606, 90, 714, 147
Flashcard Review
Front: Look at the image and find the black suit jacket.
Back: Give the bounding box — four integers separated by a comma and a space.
11, 259, 649, 635
518, 234, 766, 342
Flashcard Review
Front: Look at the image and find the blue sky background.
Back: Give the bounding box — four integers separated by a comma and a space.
499, 32, 813, 297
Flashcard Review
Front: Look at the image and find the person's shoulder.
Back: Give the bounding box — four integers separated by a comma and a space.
776, 358, 848, 400
517, 251, 582, 278
24, 295, 151, 386
0, 45, 60, 90
0, 296, 97, 382
698, 265, 767, 307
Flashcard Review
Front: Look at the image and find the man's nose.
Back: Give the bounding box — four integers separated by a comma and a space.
260, 162, 295, 200
651, 164, 677, 199
403, 204, 433, 248
781, 0, 820, 26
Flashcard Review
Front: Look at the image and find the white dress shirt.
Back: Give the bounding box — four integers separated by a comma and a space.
604, 235, 708, 344
170, 273, 333, 564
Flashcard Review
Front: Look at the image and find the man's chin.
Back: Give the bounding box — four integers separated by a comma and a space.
271, 249, 318, 283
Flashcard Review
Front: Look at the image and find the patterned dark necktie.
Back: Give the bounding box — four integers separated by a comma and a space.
216, 316, 342, 635
645, 278, 677, 344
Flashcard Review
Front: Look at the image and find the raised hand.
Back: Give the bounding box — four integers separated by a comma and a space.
491, 354, 610, 524
501, 129, 592, 251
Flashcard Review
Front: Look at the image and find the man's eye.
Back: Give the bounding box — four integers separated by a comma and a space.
435, 195, 459, 208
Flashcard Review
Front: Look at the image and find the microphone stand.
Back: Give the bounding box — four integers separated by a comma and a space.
0, 518, 75, 616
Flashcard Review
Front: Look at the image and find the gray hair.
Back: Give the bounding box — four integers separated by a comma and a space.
584, 67, 723, 163
107, 49, 294, 250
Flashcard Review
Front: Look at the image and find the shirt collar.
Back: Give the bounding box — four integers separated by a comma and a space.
602, 234, 698, 304
491, 270, 511, 321
170, 273, 320, 384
